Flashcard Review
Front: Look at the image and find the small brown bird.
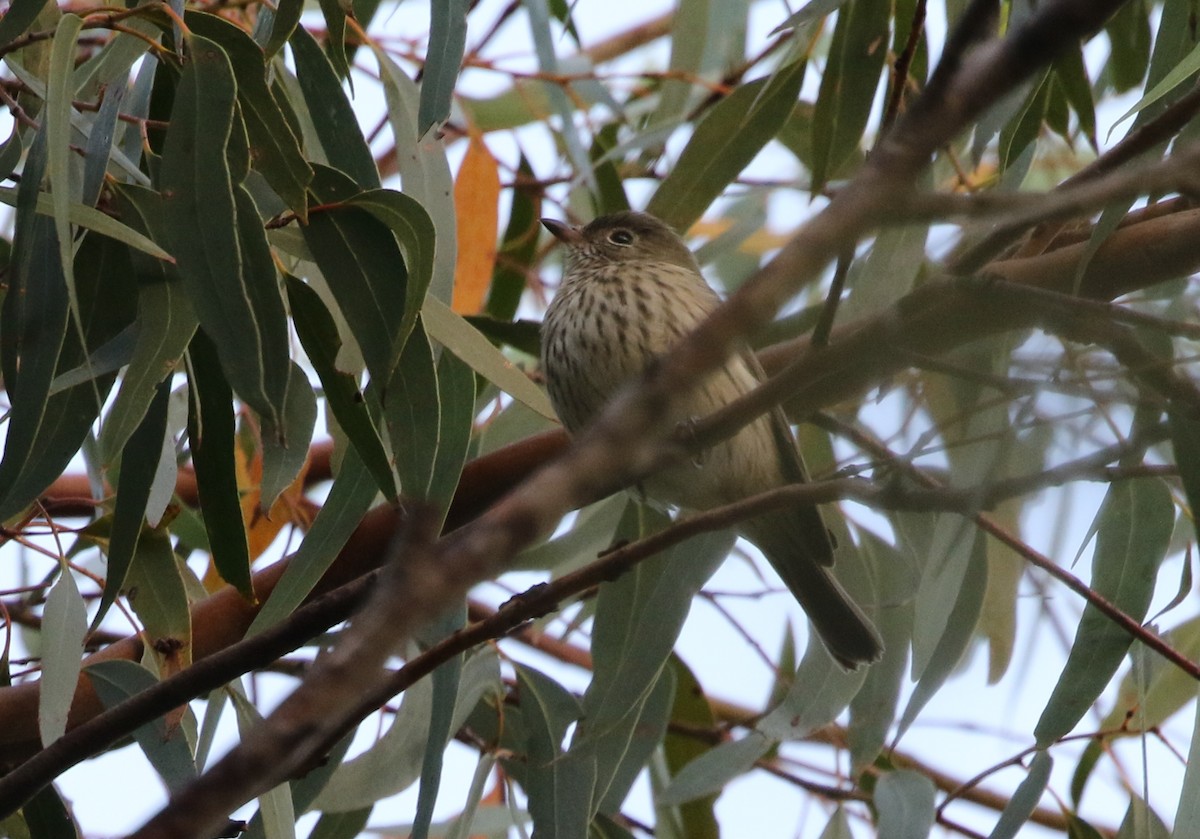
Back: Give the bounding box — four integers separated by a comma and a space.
540, 211, 882, 668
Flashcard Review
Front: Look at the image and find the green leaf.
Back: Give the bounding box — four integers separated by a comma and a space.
771, 0, 848, 36
1034, 479, 1174, 746
343, 187, 437, 359
316, 0, 349, 79
1117, 797, 1169, 839
47, 17, 83, 332
228, 685, 296, 838
661, 657, 719, 838
570, 507, 729, 809
186, 330, 253, 598
808, 0, 889, 191
989, 751, 1053, 839
583, 510, 730, 743
386, 318, 439, 499
0, 204, 129, 521
359, 43, 458, 303
97, 274, 196, 462
186, 11, 313, 218
300, 166, 408, 389
39, 567, 87, 746
72, 16, 157, 96
419, 0, 467, 135
1170, 410, 1200, 544
0, 0, 49, 48
896, 528, 987, 741
998, 69, 1051, 172
428, 347, 474, 513
509, 663, 592, 838
848, 533, 913, 772
247, 446, 379, 634
1112, 39, 1200, 133
125, 526, 193, 669
284, 276, 396, 497
160, 34, 289, 428
289, 24, 378, 189
647, 58, 806, 231
260, 362, 317, 510
1174, 683, 1200, 827
314, 650, 500, 812
96, 379, 171, 628
21, 783, 78, 839
874, 769, 936, 839
0, 122, 24, 182
0, 186, 173, 261
79, 83, 124, 207
422, 295, 555, 419
307, 810, 372, 839
412, 611, 466, 839
259, 0, 302, 57
659, 731, 771, 806
464, 316, 542, 358
594, 665, 674, 814
485, 156, 541, 321
0, 130, 69, 519
1054, 45, 1096, 149
1103, 0, 1150, 93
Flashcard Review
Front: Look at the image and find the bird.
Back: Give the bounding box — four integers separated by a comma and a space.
539, 210, 883, 668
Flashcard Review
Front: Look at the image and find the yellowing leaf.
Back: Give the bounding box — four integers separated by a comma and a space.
452, 130, 500, 314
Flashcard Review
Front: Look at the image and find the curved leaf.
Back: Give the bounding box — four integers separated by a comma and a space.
874, 769, 936, 839
419, 0, 467, 135
647, 58, 806, 231
186, 330, 253, 598
39, 567, 87, 746
289, 24, 377, 189
1034, 479, 1174, 746
161, 34, 289, 428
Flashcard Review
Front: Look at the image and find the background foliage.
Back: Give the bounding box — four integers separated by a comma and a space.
0, 0, 1199, 837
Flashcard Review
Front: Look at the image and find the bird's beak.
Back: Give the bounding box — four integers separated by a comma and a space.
541, 218, 583, 246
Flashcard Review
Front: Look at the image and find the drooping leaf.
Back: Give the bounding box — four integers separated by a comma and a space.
125, 525, 193, 673
661, 657, 719, 838
186, 11, 313, 218
647, 58, 806, 231
289, 24, 378, 189
0, 0, 49, 48
284, 275, 396, 498
247, 447, 379, 634
419, 0, 467, 135
484, 156, 540, 321
95, 379, 171, 628
314, 650, 500, 812
1034, 479, 1174, 746
260, 362, 317, 511
38, 567, 88, 746
808, 0, 889, 191
185, 330, 253, 599
659, 731, 772, 807
422, 295, 554, 419
988, 751, 1053, 839
300, 166, 407, 389
874, 769, 936, 839
160, 34, 289, 428
508, 663, 592, 838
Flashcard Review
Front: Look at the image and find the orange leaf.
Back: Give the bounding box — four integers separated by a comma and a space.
452, 130, 501, 314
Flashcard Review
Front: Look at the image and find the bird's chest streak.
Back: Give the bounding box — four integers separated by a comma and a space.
544, 278, 783, 511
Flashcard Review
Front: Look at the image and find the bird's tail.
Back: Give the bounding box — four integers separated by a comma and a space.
742, 508, 884, 669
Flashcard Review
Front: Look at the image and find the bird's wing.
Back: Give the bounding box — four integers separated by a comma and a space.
738, 346, 837, 566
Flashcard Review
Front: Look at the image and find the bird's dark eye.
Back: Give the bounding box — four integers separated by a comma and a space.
608, 228, 635, 246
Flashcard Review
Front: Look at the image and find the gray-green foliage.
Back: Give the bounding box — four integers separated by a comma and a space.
2, 2, 1200, 838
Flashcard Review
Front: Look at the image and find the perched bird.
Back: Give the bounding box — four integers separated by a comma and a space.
540, 210, 882, 668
